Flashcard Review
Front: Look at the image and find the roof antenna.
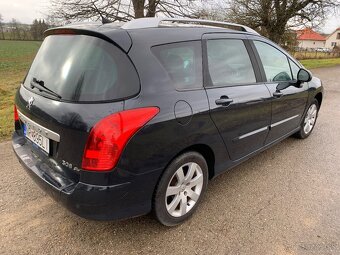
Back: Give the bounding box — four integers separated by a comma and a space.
92, 2, 112, 24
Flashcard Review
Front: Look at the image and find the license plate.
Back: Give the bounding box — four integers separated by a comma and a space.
23, 123, 50, 154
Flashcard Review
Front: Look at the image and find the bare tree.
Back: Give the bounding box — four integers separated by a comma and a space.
30, 19, 49, 40
0, 13, 5, 39
192, 3, 228, 21
31, 19, 39, 40
50, 0, 203, 23
226, 0, 340, 44
45, 15, 63, 27
10, 19, 22, 40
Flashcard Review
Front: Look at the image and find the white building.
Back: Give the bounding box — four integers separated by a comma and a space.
325, 27, 340, 49
296, 28, 326, 50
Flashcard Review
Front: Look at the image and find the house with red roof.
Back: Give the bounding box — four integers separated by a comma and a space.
296, 28, 326, 49
325, 27, 340, 49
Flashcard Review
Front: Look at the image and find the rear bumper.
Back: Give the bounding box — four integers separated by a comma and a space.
12, 132, 162, 220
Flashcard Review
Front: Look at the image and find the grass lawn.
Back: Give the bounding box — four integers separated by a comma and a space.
0, 40, 41, 141
300, 58, 340, 69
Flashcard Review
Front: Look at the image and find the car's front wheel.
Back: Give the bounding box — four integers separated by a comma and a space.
295, 99, 319, 139
153, 152, 208, 226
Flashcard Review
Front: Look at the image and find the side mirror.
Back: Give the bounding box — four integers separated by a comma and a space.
297, 68, 312, 83
276, 81, 290, 91
276, 68, 312, 92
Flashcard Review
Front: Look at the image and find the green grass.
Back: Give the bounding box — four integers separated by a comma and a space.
300, 58, 340, 69
0, 40, 41, 141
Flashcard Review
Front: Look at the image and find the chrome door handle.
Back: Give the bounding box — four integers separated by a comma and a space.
273, 91, 283, 98
215, 97, 233, 106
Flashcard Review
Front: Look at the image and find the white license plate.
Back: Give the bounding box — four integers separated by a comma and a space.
24, 123, 50, 153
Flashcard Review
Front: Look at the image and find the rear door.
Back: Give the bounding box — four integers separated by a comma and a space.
203, 33, 272, 161
250, 39, 309, 144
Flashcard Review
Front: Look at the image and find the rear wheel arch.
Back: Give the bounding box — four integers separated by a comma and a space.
176, 144, 215, 180
157, 143, 216, 185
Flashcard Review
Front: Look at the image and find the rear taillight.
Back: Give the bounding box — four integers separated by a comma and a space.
81, 107, 159, 171
14, 105, 20, 130
14, 105, 19, 122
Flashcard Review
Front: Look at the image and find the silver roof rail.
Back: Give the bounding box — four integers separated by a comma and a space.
121, 17, 259, 35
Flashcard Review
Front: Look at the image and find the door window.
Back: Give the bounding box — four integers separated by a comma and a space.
206, 39, 256, 86
254, 41, 292, 82
289, 59, 301, 80
152, 41, 202, 90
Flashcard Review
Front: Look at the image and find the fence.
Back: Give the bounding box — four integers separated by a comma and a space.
291, 50, 340, 60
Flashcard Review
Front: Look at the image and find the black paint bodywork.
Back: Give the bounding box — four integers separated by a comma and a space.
12, 23, 323, 220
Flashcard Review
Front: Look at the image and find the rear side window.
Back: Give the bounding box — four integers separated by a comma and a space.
24, 35, 139, 102
151, 41, 203, 90
254, 41, 292, 82
206, 39, 256, 86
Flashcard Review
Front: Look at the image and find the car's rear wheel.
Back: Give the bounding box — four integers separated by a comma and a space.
294, 99, 319, 139
153, 152, 208, 226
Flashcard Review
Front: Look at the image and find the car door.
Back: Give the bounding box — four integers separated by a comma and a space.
203, 33, 272, 161
250, 39, 309, 144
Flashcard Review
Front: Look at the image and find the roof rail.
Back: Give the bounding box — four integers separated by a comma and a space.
121, 17, 259, 35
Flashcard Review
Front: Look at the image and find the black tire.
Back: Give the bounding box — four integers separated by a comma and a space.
153, 151, 208, 226
294, 99, 319, 139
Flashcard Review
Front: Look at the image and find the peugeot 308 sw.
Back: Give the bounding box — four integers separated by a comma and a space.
12, 18, 323, 226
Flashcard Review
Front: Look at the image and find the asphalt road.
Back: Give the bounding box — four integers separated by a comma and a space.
1, 66, 339, 255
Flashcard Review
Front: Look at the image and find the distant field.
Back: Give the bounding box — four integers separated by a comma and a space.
0, 40, 41, 141
300, 58, 340, 69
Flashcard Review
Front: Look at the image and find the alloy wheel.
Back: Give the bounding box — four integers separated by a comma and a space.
165, 162, 203, 217
304, 104, 317, 134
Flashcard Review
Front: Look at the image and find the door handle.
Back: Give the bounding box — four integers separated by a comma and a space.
273, 91, 283, 98
215, 97, 233, 106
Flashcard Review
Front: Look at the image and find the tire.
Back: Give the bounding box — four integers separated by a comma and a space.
153, 151, 209, 226
294, 99, 319, 139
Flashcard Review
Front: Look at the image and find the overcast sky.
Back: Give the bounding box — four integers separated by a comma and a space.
0, 0, 339, 33
0, 0, 48, 23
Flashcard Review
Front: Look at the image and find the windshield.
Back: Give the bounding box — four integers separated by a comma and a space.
24, 35, 139, 102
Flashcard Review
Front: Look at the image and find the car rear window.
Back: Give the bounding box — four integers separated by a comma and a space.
23, 35, 139, 102
151, 41, 203, 90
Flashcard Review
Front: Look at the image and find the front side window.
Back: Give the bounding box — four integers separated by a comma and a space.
206, 39, 256, 86
151, 41, 202, 90
289, 59, 301, 80
254, 41, 292, 82
24, 35, 139, 102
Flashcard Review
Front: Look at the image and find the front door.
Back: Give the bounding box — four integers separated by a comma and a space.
203, 34, 272, 161
251, 40, 309, 144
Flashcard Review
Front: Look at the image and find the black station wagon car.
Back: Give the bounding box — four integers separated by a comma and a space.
12, 18, 323, 226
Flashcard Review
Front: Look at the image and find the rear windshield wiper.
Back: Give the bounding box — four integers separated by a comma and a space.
30, 78, 62, 99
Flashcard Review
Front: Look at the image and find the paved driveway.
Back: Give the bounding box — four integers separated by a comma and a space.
1, 66, 339, 255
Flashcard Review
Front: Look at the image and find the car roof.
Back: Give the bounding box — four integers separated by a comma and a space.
45, 18, 263, 51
